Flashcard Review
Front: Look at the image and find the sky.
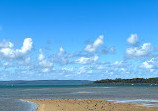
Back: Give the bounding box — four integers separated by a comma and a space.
0, 0, 158, 80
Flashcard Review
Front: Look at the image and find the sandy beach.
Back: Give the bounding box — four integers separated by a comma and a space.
28, 99, 158, 111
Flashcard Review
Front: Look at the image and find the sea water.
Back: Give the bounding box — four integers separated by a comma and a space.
0, 84, 158, 111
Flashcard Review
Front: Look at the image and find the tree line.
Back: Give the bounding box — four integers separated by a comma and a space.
93, 77, 158, 84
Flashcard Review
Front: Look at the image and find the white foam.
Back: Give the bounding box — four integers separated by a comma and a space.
108, 99, 158, 107
19, 99, 38, 111
75, 91, 92, 93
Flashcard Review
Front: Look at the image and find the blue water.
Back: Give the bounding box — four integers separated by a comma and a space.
0, 84, 158, 111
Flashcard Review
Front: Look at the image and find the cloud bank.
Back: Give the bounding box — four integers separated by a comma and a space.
0, 34, 158, 80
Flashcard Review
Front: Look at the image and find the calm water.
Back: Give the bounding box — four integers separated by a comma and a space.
0, 85, 158, 111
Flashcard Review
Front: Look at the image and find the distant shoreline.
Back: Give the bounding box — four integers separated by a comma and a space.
92, 83, 158, 85
93, 77, 158, 85
28, 99, 158, 111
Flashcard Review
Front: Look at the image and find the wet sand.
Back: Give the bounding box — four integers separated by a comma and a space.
28, 99, 158, 111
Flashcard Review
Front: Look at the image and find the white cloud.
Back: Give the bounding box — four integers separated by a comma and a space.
38, 49, 53, 72
0, 38, 33, 59
51, 47, 68, 65
84, 35, 104, 53
126, 43, 152, 58
0, 40, 14, 48
3, 62, 9, 67
39, 60, 53, 67
20, 38, 33, 54
140, 61, 153, 69
121, 68, 126, 71
19, 56, 31, 65
77, 66, 87, 74
38, 49, 45, 61
75, 55, 99, 64
42, 68, 50, 72
25, 57, 31, 63
109, 47, 115, 53
59, 47, 65, 55
96, 65, 106, 70
87, 70, 93, 74
112, 61, 123, 66
140, 58, 155, 72
62, 67, 74, 72
127, 34, 139, 45
1, 34, 158, 80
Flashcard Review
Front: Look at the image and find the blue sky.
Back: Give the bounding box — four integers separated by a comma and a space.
0, 0, 158, 80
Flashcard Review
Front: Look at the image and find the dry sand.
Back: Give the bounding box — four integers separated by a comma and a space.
28, 99, 158, 111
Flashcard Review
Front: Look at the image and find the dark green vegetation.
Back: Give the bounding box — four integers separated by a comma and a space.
94, 77, 158, 84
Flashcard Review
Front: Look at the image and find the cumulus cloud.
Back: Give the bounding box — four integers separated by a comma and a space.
0, 40, 14, 48
75, 55, 98, 64
19, 56, 31, 65
62, 67, 74, 72
38, 49, 53, 67
101, 46, 115, 54
38, 49, 53, 72
39, 60, 53, 67
38, 49, 45, 61
111, 61, 123, 66
140, 58, 156, 72
59, 47, 65, 55
0, 38, 33, 59
21, 38, 33, 53
2, 62, 11, 68
2, 34, 158, 80
127, 34, 139, 45
126, 43, 152, 58
77, 66, 94, 75
51, 47, 69, 65
77, 66, 87, 74
140, 61, 153, 69
42, 68, 50, 73
84, 35, 104, 53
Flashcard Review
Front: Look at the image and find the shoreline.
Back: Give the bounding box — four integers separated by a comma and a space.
20, 99, 38, 111
27, 99, 158, 111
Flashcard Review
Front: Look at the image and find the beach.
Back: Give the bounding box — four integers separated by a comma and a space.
28, 99, 158, 111
0, 84, 158, 111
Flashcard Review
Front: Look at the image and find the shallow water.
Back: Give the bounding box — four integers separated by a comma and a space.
0, 84, 158, 111
0, 99, 37, 111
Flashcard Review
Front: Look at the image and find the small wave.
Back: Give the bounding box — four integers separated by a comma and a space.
110, 99, 158, 107
93, 87, 114, 88
74, 91, 92, 94
19, 99, 38, 111
22, 88, 51, 91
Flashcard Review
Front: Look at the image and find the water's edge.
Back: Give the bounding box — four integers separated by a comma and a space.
20, 99, 38, 111
107, 99, 158, 107
26, 98, 158, 111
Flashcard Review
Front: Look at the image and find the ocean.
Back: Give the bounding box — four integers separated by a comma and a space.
0, 84, 158, 111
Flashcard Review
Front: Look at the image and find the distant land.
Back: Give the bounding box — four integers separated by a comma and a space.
0, 80, 92, 86
93, 77, 158, 85
1, 78, 158, 86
